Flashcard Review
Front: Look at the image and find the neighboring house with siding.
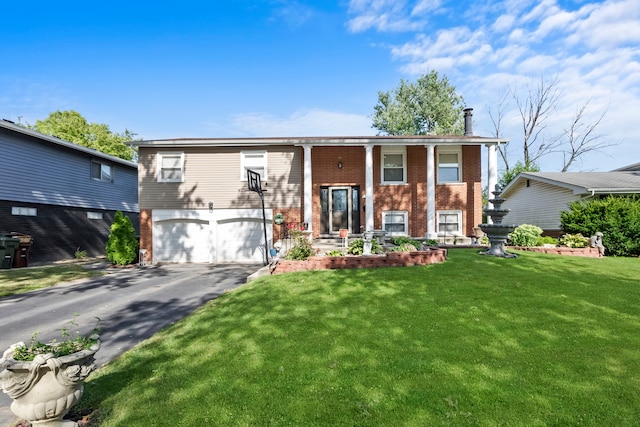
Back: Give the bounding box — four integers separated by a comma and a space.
133, 110, 506, 264
0, 119, 139, 262
501, 171, 640, 235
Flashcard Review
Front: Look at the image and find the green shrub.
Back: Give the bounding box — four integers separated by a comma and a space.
347, 238, 384, 255
561, 195, 640, 257
424, 239, 439, 247
391, 236, 422, 248
388, 243, 419, 252
325, 250, 345, 257
509, 224, 543, 247
559, 233, 589, 248
75, 247, 88, 259
284, 229, 314, 260
106, 211, 138, 265
536, 236, 558, 246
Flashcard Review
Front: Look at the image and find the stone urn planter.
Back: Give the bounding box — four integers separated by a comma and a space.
0, 338, 100, 427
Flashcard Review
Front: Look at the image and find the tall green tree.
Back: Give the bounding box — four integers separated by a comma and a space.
372, 71, 466, 136
498, 161, 540, 189
29, 110, 137, 161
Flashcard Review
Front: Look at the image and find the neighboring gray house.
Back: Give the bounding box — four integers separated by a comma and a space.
501, 171, 640, 235
613, 162, 640, 171
0, 119, 139, 263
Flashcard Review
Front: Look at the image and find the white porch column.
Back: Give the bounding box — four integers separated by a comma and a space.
426, 144, 437, 239
303, 145, 313, 232
486, 144, 498, 223
365, 145, 374, 232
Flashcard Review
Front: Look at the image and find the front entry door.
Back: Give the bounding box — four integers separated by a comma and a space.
330, 187, 350, 233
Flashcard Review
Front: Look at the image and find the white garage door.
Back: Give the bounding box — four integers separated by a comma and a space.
155, 219, 210, 263
217, 218, 269, 263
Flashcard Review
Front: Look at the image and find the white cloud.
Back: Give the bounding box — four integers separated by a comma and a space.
219, 109, 374, 137
269, 1, 316, 28
492, 14, 516, 33
346, 0, 430, 32
411, 0, 443, 16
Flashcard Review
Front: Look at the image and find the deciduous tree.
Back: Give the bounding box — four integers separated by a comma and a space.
29, 110, 137, 161
372, 71, 466, 135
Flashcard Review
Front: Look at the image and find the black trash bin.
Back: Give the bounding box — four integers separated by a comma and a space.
0, 237, 20, 269
9, 233, 33, 268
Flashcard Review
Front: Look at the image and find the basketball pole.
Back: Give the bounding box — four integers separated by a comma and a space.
247, 169, 270, 266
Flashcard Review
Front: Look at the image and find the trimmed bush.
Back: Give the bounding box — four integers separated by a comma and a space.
509, 224, 543, 247
106, 211, 138, 265
561, 195, 640, 256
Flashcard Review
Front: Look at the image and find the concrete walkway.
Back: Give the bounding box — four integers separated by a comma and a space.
0, 262, 261, 427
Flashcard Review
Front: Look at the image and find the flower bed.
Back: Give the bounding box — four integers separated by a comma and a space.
509, 246, 602, 258
271, 248, 447, 274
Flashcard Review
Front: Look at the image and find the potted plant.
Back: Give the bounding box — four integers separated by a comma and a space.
0, 317, 101, 427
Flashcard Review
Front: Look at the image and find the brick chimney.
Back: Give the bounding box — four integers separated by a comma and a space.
464, 108, 473, 136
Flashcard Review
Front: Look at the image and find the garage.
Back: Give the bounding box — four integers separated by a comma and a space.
152, 210, 272, 264
216, 218, 270, 263
154, 219, 210, 263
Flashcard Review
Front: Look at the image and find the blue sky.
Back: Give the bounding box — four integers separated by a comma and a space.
2, 0, 638, 172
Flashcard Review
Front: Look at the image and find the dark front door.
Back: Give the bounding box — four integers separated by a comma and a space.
330, 187, 349, 233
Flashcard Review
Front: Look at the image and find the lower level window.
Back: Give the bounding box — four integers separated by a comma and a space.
382, 211, 408, 236
437, 210, 462, 235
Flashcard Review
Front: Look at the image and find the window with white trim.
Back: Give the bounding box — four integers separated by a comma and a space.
12, 207, 37, 216
381, 146, 406, 184
241, 151, 267, 181
91, 160, 113, 182
158, 152, 184, 182
437, 210, 462, 235
382, 211, 408, 236
437, 147, 461, 183
87, 212, 104, 220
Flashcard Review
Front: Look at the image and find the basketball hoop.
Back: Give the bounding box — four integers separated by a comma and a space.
247, 169, 263, 195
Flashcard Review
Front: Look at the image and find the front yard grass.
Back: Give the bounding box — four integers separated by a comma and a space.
0, 264, 105, 298
75, 249, 640, 426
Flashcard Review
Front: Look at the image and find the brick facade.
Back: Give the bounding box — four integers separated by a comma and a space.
304, 144, 483, 238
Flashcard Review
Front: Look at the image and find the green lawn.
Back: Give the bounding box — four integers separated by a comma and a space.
0, 264, 105, 298
70, 250, 640, 425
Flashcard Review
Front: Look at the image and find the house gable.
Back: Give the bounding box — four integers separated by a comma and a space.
0, 120, 138, 212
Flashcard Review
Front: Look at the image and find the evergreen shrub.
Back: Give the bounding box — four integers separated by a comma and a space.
106, 211, 139, 265
561, 195, 640, 256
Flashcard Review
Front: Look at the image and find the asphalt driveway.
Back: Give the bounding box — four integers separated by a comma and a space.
0, 263, 263, 426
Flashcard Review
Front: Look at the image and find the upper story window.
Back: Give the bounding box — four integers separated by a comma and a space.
91, 160, 113, 182
437, 147, 461, 183
241, 151, 267, 181
158, 152, 184, 183
381, 146, 406, 185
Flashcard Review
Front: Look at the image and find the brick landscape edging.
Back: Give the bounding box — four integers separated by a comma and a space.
509, 246, 602, 258
270, 248, 448, 274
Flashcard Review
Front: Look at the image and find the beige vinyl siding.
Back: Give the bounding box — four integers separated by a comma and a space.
502, 180, 582, 230
139, 146, 302, 210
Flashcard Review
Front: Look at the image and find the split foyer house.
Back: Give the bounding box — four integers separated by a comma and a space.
134, 111, 506, 264
0, 119, 139, 262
